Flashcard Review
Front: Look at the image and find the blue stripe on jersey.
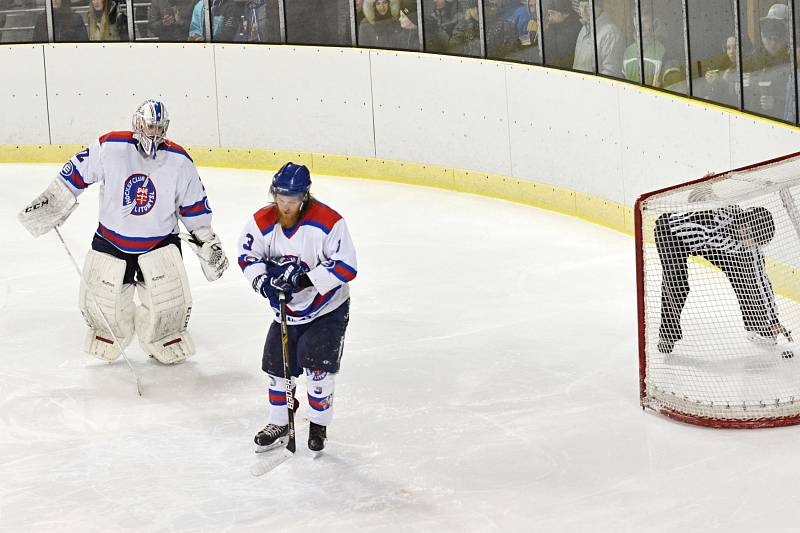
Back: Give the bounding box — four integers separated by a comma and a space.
61, 166, 87, 189
178, 198, 211, 217
260, 225, 275, 237
286, 286, 340, 318
102, 137, 138, 145
328, 260, 357, 282
300, 220, 333, 235
158, 145, 194, 162
238, 254, 263, 271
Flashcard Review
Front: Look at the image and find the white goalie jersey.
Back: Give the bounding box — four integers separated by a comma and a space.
237, 200, 358, 324
59, 131, 213, 253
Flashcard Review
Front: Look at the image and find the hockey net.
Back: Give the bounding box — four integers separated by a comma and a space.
636, 152, 800, 428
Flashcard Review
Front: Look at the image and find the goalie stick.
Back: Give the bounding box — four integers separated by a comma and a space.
55, 227, 143, 396
250, 292, 296, 477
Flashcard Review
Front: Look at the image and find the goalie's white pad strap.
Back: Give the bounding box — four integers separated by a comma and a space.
135, 244, 195, 363
79, 251, 135, 362
18, 178, 78, 237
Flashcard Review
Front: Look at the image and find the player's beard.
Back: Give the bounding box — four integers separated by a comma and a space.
276, 204, 301, 228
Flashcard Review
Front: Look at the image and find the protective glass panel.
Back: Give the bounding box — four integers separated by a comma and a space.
285, 0, 353, 46
422, 0, 480, 56
540, 0, 580, 68
595, 0, 627, 79
636, 0, 689, 94
687, 0, 738, 107
51, 0, 90, 40
210, 0, 281, 42
1, 0, 46, 42
485, 0, 542, 64
140, 0, 198, 41
84, 0, 127, 40
357, 0, 421, 50
741, 0, 794, 122
572, 0, 596, 72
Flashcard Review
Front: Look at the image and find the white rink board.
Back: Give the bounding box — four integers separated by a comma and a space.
370, 50, 512, 176
4, 43, 800, 207
214, 45, 375, 155
619, 86, 732, 205
506, 66, 625, 202
0, 45, 49, 144
43, 43, 219, 146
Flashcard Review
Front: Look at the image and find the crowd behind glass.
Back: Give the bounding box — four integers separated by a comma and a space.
1, 0, 798, 124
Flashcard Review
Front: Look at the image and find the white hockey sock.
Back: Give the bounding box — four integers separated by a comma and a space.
305, 369, 335, 426
267, 374, 296, 426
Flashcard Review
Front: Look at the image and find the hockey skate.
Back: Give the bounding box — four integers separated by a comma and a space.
308, 422, 327, 452
254, 424, 289, 453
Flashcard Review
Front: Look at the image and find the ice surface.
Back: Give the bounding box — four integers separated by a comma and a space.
3, 164, 800, 532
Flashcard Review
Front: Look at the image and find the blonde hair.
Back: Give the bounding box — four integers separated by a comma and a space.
87, 0, 113, 41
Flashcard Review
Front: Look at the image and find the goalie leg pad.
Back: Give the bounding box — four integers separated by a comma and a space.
18, 178, 78, 238
80, 251, 135, 362
135, 244, 195, 364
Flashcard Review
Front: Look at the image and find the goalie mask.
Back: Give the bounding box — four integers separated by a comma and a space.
132, 100, 170, 158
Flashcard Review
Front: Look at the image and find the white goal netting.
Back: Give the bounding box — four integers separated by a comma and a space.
637, 154, 800, 427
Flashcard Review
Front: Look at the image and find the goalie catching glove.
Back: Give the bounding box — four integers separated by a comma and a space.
18, 178, 78, 237
180, 226, 229, 281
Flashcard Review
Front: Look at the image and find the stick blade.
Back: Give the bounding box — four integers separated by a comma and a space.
250, 448, 294, 477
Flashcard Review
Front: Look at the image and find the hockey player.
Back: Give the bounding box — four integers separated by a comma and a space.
18, 100, 229, 364
655, 201, 789, 354
238, 162, 357, 453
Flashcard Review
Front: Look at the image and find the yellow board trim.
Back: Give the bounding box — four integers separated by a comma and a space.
1, 143, 633, 236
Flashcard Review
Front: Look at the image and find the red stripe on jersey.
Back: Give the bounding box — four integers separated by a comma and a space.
161, 139, 190, 156
333, 263, 356, 282
99, 131, 135, 144
254, 206, 279, 234
302, 201, 342, 234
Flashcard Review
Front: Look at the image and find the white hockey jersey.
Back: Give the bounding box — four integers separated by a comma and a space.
58, 131, 213, 253
237, 200, 357, 324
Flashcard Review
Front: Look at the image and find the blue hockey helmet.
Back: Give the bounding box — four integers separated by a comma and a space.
271, 162, 312, 197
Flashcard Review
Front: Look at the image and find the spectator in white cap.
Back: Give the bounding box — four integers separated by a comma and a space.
743, 2, 792, 119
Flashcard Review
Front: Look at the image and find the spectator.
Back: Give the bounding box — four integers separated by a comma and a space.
360, 0, 398, 47
542, 0, 580, 68
425, 0, 458, 53
87, 0, 121, 40
148, 0, 194, 41
623, 11, 666, 86
509, 0, 537, 47
33, 0, 88, 41
450, 0, 480, 56
744, 3, 791, 118
572, 0, 623, 76
393, 0, 419, 50
702, 35, 741, 107
188, 0, 220, 40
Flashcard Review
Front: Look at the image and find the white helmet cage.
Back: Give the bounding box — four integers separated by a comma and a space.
132, 100, 170, 158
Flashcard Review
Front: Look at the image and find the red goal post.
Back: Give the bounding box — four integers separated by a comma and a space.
635, 151, 800, 428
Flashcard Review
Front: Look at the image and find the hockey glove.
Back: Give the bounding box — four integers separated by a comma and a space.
253, 273, 292, 308
180, 226, 229, 282
270, 258, 310, 293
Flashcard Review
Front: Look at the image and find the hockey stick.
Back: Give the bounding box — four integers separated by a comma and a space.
54, 227, 143, 396
279, 291, 297, 454
250, 291, 295, 477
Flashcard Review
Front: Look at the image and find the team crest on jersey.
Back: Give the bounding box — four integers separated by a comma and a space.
59, 161, 74, 178
122, 174, 157, 216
